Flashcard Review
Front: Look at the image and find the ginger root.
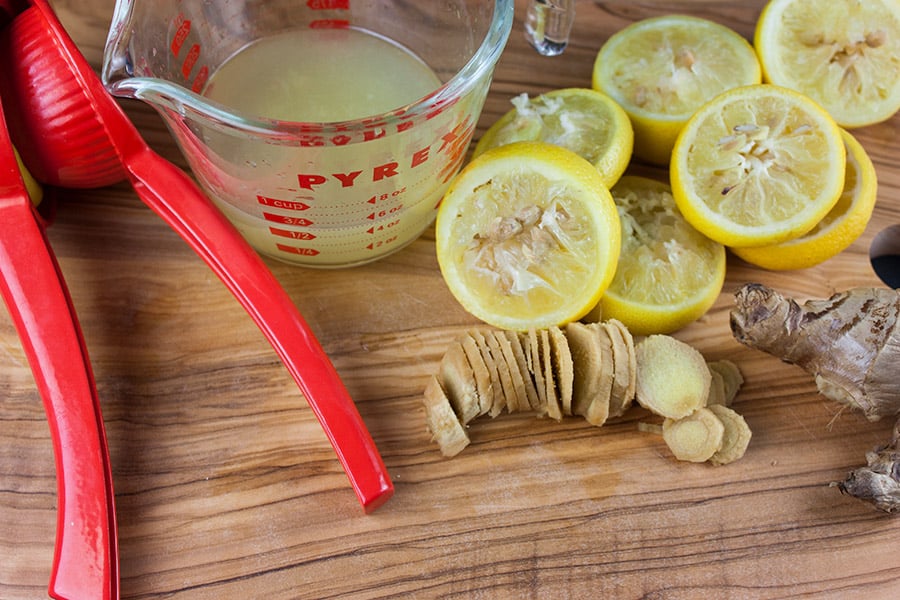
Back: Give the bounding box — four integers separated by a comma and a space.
730, 283, 900, 420
730, 283, 900, 512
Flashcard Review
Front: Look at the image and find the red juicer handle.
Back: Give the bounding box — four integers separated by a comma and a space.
10, 0, 393, 511
126, 146, 394, 512
0, 109, 118, 599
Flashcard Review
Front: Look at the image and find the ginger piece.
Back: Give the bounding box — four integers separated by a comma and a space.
485, 329, 521, 413
505, 330, 541, 411
707, 404, 751, 465
583, 324, 615, 427
635, 335, 711, 419
492, 330, 529, 413
731, 283, 900, 420
566, 322, 605, 417
605, 320, 635, 418
838, 421, 900, 513
540, 328, 563, 420
524, 329, 549, 416
439, 340, 481, 425
705, 368, 728, 407
460, 332, 494, 416
708, 359, 743, 406
662, 407, 724, 463
549, 326, 575, 416
469, 328, 505, 417
423, 375, 470, 457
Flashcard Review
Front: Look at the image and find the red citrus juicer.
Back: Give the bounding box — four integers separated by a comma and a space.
0, 86, 118, 598
0, 0, 392, 513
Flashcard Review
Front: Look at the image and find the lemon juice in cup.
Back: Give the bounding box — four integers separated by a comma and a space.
103, 0, 514, 267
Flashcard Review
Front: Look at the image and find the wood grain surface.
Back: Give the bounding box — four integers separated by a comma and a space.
3, 0, 900, 598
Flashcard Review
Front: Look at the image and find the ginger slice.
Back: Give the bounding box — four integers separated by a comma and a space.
505, 330, 541, 410
707, 404, 751, 465
662, 407, 724, 463
605, 320, 635, 418
583, 324, 614, 427
483, 329, 519, 414
524, 329, 549, 415
469, 328, 505, 417
439, 340, 481, 425
423, 375, 470, 457
548, 326, 575, 416
565, 321, 604, 417
708, 359, 743, 406
491, 330, 528, 413
705, 368, 728, 407
540, 328, 563, 420
635, 335, 711, 420
608, 318, 637, 413
460, 332, 494, 416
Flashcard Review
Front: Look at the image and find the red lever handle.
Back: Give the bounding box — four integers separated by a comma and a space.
126, 145, 394, 511
3, 0, 393, 512
0, 103, 118, 599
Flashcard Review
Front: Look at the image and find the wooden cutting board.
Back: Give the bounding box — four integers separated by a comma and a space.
3, 0, 900, 597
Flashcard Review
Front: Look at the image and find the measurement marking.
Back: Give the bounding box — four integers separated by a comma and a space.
263, 212, 314, 227
277, 244, 320, 257
171, 19, 191, 56
270, 227, 317, 241
257, 195, 311, 211
182, 43, 201, 79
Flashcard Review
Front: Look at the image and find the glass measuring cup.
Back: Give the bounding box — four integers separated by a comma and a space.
102, 0, 514, 268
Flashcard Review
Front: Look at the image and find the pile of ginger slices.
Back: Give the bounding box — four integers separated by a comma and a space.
424, 320, 751, 465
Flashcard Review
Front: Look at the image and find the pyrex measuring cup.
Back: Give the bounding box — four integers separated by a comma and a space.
103, 0, 514, 268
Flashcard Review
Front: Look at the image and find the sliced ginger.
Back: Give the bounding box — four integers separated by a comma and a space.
422, 322, 750, 468
707, 360, 743, 407
662, 407, 725, 463
423, 375, 470, 457
634, 335, 711, 419
707, 404, 752, 465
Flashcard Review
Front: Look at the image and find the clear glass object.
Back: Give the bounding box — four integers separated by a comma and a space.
525, 0, 577, 56
102, 0, 513, 268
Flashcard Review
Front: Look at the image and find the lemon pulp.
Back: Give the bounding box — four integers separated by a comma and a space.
671, 84, 845, 248
731, 128, 877, 270
590, 176, 726, 335
592, 15, 761, 164
473, 88, 634, 187
755, 0, 900, 127
436, 142, 621, 331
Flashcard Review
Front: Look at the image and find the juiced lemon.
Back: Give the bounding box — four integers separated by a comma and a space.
436, 142, 621, 331
14, 146, 42, 206
731, 129, 877, 270
592, 15, 761, 165
473, 88, 633, 188
755, 0, 900, 127
670, 84, 845, 248
588, 175, 726, 335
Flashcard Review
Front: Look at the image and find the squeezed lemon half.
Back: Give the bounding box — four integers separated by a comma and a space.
473, 88, 634, 188
588, 175, 726, 335
592, 15, 761, 165
436, 142, 621, 331
13, 146, 42, 206
755, 0, 900, 128
670, 84, 845, 248
731, 128, 877, 270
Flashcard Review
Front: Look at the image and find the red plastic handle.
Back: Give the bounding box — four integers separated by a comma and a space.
7, 0, 393, 511
125, 146, 394, 511
0, 105, 118, 599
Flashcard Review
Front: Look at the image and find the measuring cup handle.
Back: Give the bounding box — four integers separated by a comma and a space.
125, 148, 394, 512
0, 199, 118, 600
